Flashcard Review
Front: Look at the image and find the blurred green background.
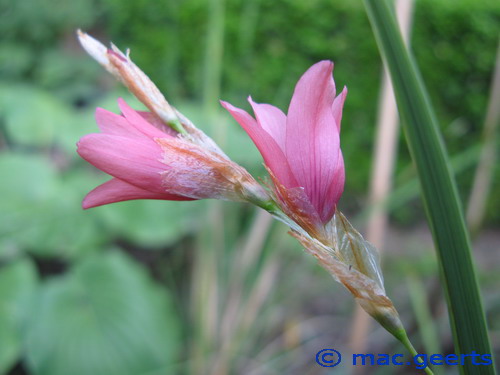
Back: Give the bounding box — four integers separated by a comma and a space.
0, 0, 499, 374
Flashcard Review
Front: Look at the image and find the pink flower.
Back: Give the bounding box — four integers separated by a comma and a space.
77, 98, 268, 209
221, 61, 346, 228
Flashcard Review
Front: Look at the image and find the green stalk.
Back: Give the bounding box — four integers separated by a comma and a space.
202, 0, 225, 120
362, 1, 495, 374
395, 330, 434, 375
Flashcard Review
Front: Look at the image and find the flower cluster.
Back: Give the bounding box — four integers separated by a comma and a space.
77, 32, 404, 336
78, 31, 346, 237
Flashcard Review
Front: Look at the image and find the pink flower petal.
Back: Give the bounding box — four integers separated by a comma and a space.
285, 61, 341, 219
95, 107, 146, 139
248, 97, 287, 151
117, 98, 173, 139
332, 86, 348, 130
77, 134, 167, 194
220, 100, 297, 188
82, 177, 190, 209
320, 151, 345, 222
136, 111, 178, 137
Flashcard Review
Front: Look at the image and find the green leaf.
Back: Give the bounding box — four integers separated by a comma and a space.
0, 153, 58, 257
0, 258, 38, 374
96, 199, 205, 248
363, 1, 495, 374
0, 153, 104, 259
24, 251, 181, 375
0, 85, 70, 147
0, 153, 58, 203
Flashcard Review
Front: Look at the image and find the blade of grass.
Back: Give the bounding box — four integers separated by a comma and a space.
363, 1, 495, 374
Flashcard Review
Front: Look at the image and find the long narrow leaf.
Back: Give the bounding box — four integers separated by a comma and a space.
362, 1, 495, 374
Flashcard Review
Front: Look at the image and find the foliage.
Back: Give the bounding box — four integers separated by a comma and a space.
24, 252, 181, 375
0, 259, 37, 374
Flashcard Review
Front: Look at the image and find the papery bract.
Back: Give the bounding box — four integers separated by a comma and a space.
291, 211, 404, 336
221, 61, 347, 229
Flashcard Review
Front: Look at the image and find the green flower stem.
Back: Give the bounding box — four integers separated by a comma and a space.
363, 1, 495, 374
395, 329, 435, 375
372, 310, 434, 374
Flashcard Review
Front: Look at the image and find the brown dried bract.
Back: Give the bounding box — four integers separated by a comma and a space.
156, 137, 268, 203
264, 165, 326, 240
289, 214, 404, 334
